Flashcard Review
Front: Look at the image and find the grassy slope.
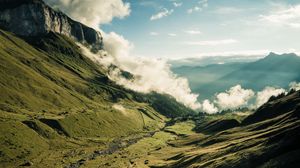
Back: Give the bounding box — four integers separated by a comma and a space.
0, 29, 195, 167
145, 91, 300, 168
81, 92, 299, 168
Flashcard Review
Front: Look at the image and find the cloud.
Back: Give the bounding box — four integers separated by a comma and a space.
103, 32, 134, 59
184, 39, 238, 46
80, 32, 201, 110
202, 99, 218, 114
184, 30, 202, 35
44, 0, 130, 29
254, 87, 286, 108
289, 82, 300, 91
213, 7, 242, 14
259, 4, 300, 28
168, 33, 177, 37
173, 2, 182, 7
214, 85, 255, 110
150, 32, 159, 36
198, 81, 299, 114
187, 0, 208, 14
150, 8, 174, 20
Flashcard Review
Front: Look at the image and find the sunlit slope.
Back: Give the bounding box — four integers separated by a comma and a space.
148, 91, 300, 168
0, 29, 193, 167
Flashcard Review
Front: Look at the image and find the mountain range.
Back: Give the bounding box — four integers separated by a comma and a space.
0, 0, 299, 167
172, 52, 300, 100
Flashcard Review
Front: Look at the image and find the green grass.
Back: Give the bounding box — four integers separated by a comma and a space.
0, 29, 184, 167
165, 120, 196, 136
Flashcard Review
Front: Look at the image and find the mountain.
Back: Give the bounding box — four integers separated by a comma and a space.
1, 0, 300, 167
173, 53, 300, 100
147, 90, 300, 168
0, 0, 103, 51
172, 63, 246, 99
0, 1, 193, 167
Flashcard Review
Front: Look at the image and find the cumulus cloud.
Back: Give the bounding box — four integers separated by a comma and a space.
199, 81, 299, 114
289, 82, 300, 91
201, 99, 218, 114
103, 32, 134, 59
44, 0, 131, 29
254, 87, 286, 108
150, 8, 174, 20
214, 85, 255, 110
80, 32, 201, 110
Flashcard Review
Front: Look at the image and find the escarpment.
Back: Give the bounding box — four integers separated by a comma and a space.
0, 0, 103, 51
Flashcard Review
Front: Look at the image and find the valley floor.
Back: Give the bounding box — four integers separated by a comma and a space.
26, 120, 198, 168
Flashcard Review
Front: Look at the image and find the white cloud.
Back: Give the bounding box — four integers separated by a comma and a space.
187, 6, 202, 14
254, 87, 286, 108
259, 4, 300, 28
80, 32, 201, 110
197, 81, 299, 113
289, 82, 300, 91
168, 33, 177, 37
150, 8, 174, 20
184, 39, 238, 46
202, 99, 218, 114
214, 85, 255, 110
103, 32, 134, 59
150, 32, 159, 36
173, 2, 182, 7
187, 0, 208, 14
184, 30, 202, 35
213, 7, 242, 14
44, 0, 130, 29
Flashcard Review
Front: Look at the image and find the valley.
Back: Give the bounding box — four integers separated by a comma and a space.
0, 0, 300, 167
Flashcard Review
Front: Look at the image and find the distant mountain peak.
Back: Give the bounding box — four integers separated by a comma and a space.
0, 0, 103, 51
262, 52, 299, 63
266, 52, 298, 58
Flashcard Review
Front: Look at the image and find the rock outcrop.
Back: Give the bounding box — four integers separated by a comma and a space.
0, 0, 103, 50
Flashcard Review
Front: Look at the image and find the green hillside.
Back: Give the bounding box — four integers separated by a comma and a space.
0, 29, 193, 167
143, 91, 300, 168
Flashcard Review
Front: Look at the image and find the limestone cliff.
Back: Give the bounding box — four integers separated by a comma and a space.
0, 0, 103, 50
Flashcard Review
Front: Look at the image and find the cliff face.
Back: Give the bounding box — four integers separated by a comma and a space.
0, 0, 103, 50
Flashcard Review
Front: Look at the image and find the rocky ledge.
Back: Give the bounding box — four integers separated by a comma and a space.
0, 0, 103, 51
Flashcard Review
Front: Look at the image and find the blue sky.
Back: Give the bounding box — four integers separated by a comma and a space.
101, 0, 300, 59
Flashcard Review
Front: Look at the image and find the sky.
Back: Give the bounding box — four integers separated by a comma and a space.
98, 0, 300, 59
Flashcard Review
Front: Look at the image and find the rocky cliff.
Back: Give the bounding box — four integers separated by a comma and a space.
0, 0, 103, 51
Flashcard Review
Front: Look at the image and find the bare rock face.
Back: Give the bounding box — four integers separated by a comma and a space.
0, 0, 103, 51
